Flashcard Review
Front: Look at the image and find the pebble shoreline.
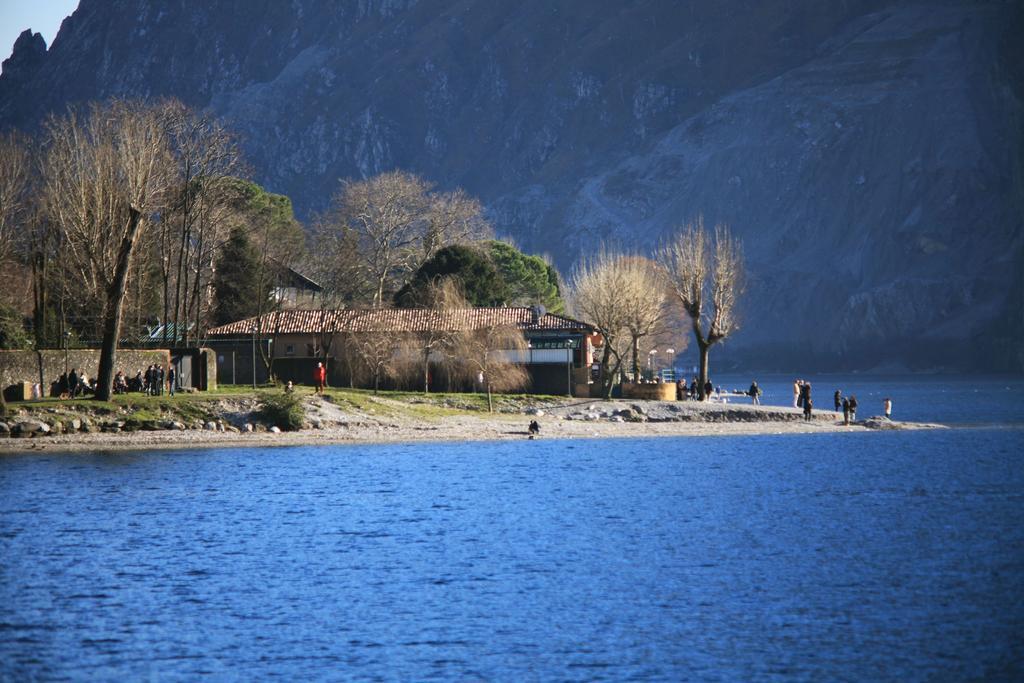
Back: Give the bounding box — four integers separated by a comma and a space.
0, 397, 942, 454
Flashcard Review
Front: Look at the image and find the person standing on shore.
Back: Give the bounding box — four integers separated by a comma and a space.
834, 389, 842, 413
800, 381, 811, 410
849, 395, 858, 422
703, 379, 713, 401
168, 365, 176, 396
314, 362, 327, 394
749, 381, 761, 405
804, 396, 813, 421
842, 396, 851, 425
883, 397, 892, 419
793, 379, 800, 408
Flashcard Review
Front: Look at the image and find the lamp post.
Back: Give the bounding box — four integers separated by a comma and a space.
566, 339, 573, 397
648, 349, 657, 380
665, 348, 675, 381
64, 331, 71, 375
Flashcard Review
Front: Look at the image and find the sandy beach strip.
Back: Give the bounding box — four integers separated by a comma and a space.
0, 399, 942, 454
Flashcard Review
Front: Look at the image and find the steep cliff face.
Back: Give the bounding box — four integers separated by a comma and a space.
1, 0, 1020, 371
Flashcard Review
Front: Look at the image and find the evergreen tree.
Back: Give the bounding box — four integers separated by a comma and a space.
212, 227, 265, 325
394, 244, 509, 307
486, 240, 565, 313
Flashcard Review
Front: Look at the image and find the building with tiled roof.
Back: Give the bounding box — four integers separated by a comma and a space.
206, 307, 593, 337
205, 307, 598, 395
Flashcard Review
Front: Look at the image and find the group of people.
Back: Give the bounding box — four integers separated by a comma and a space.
57, 368, 95, 398
830, 390, 891, 424
831, 389, 859, 424
794, 379, 815, 420
58, 364, 177, 398
675, 377, 716, 401
134, 364, 176, 396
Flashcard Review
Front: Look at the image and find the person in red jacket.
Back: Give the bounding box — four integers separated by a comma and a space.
314, 362, 326, 394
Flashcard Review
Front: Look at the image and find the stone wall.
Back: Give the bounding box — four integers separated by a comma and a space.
621, 382, 677, 401
0, 349, 171, 398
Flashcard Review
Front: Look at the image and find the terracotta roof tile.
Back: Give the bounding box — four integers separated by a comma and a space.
206, 308, 594, 337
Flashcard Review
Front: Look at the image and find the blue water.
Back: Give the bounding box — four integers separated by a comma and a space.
714, 374, 1024, 426
2, 380, 1024, 680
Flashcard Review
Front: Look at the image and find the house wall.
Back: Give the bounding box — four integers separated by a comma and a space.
208, 330, 591, 396
208, 341, 273, 386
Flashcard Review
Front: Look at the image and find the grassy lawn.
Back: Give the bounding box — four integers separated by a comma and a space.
3, 384, 564, 423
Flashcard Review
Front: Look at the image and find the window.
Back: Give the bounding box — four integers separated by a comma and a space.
285, 344, 295, 356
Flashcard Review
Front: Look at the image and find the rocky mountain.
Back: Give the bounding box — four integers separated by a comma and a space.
2, 0, 1021, 372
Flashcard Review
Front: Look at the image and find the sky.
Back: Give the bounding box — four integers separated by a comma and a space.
0, 0, 79, 62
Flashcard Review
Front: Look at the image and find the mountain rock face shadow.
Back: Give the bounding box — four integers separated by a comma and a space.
2, 0, 1021, 372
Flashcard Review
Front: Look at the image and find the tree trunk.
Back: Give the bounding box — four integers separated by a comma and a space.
599, 343, 615, 399
95, 209, 142, 402
423, 348, 430, 393
31, 252, 47, 349
698, 341, 710, 401
486, 381, 493, 413
631, 336, 640, 381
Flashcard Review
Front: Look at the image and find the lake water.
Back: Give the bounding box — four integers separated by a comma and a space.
2, 378, 1023, 680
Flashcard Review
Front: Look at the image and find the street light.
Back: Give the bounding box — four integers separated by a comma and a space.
64, 331, 71, 375
566, 338, 573, 396
648, 349, 657, 379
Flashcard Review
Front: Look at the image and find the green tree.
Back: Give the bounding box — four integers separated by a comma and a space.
486, 241, 565, 313
394, 244, 509, 307
0, 305, 31, 350
212, 227, 265, 325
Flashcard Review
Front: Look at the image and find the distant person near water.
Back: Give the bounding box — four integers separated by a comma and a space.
314, 362, 326, 394
793, 379, 801, 408
800, 381, 812, 410
749, 381, 761, 405
704, 380, 713, 401
842, 396, 851, 425
834, 389, 842, 413
883, 397, 892, 419
803, 396, 813, 421
849, 395, 858, 422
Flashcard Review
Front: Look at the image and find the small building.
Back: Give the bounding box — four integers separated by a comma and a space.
205, 306, 597, 395
272, 264, 323, 308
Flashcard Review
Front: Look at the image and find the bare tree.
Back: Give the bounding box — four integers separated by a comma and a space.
618, 255, 670, 380
660, 218, 744, 399
0, 132, 32, 415
308, 213, 367, 305
42, 100, 174, 401
568, 247, 631, 398
409, 278, 467, 393
453, 320, 528, 412
420, 189, 493, 268
352, 326, 399, 394
0, 131, 31, 268
158, 102, 241, 345
334, 171, 431, 307
324, 171, 492, 307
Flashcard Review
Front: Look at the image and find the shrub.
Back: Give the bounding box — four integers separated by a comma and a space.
257, 392, 305, 431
